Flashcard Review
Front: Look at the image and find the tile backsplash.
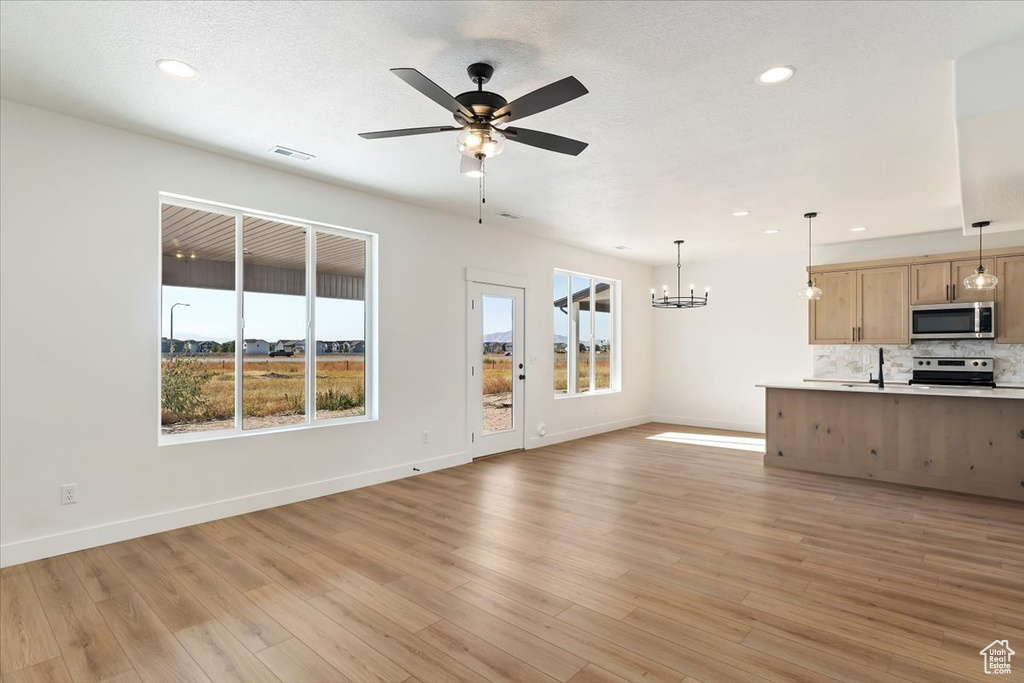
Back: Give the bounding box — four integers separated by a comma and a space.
813, 341, 1024, 385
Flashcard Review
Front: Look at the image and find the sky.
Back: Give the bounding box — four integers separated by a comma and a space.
161, 286, 365, 342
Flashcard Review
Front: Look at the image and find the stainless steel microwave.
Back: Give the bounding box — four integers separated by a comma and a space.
910, 302, 995, 340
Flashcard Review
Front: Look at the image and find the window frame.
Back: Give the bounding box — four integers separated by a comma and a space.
158, 192, 378, 445
553, 268, 621, 398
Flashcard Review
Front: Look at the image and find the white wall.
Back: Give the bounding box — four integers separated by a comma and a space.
650, 228, 1024, 434
0, 100, 654, 566
650, 251, 811, 434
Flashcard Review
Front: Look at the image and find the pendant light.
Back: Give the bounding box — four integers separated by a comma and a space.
798, 212, 823, 300
963, 220, 998, 291
651, 240, 709, 309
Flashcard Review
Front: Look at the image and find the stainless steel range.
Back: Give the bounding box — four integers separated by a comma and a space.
909, 357, 996, 388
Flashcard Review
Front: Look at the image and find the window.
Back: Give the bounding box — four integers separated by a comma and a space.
553, 270, 619, 396
160, 195, 375, 441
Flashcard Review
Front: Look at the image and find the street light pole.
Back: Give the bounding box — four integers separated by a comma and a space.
169, 302, 190, 353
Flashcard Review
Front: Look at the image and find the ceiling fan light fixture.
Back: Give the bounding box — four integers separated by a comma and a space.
457, 127, 505, 159
460, 154, 484, 178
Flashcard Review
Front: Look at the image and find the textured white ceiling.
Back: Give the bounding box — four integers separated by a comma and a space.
2, 1, 1022, 264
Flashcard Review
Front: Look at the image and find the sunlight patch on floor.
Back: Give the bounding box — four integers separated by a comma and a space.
647, 431, 766, 453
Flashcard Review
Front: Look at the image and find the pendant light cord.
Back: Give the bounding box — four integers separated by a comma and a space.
676, 241, 682, 297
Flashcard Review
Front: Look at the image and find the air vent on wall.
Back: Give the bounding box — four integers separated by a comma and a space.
269, 145, 315, 161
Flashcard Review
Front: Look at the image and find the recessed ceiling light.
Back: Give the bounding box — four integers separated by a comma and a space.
764, 229, 780, 234
850, 226, 868, 232
732, 210, 750, 217
756, 66, 795, 85
156, 59, 199, 79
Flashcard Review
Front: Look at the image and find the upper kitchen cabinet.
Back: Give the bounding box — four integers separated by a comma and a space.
995, 255, 1024, 343
910, 261, 951, 304
911, 259, 996, 304
951, 258, 997, 302
808, 271, 856, 344
857, 266, 909, 344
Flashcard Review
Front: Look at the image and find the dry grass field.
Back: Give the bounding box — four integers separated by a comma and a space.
161, 354, 365, 431
554, 352, 611, 392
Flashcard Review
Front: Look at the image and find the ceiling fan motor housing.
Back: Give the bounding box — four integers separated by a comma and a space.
454, 90, 507, 123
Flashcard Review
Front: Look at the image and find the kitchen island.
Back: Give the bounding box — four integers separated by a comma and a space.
758, 381, 1024, 501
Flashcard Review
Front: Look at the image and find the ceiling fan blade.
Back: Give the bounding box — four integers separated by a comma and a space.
503, 127, 589, 156
358, 126, 461, 140
491, 76, 588, 124
391, 68, 476, 120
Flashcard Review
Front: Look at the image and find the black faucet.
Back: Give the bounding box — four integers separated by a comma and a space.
877, 348, 885, 390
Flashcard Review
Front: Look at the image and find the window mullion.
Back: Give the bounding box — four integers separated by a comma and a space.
306, 228, 315, 423
589, 280, 596, 392
234, 213, 244, 431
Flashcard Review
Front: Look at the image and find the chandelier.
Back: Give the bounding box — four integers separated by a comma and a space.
652, 240, 709, 309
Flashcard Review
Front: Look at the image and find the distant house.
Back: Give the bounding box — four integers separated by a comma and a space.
350, 340, 365, 354
244, 339, 270, 355
187, 340, 217, 354
277, 339, 305, 354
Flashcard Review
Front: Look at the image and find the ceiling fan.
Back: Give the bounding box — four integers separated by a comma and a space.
359, 63, 589, 163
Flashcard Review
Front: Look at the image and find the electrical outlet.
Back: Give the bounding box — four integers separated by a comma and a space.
60, 484, 77, 505
421, 431, 430, 444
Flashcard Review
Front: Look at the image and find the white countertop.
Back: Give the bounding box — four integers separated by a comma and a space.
758, 380, 1024, 400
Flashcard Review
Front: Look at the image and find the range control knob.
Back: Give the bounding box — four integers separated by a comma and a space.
973, 361, 980, 367
917, 360, 924, 366
926, 360, 932, 366
982, 361, 988, 367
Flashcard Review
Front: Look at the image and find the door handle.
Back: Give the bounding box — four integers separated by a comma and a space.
946, 284, 949, 301
952, 283, 956, 301
851, 326, 855, 342
858, 326, 862, 342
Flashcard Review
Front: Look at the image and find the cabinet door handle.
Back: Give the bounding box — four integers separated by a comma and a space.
946, 284, 950, 301
851, 326, 855, 342
952, 283, 956, 301
857, 326, 862, 342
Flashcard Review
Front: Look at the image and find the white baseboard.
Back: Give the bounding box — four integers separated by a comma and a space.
525, 414, 652, 449
0, 451, 469, 568
648, 414, 764, 436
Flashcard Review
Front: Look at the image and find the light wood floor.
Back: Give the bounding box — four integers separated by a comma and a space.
2, 423, 1022, 683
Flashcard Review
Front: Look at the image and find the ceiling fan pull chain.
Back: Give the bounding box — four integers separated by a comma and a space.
478, 172, 483, 224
